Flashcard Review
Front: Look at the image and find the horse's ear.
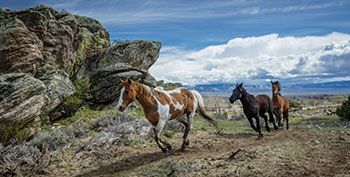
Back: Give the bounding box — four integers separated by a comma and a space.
271, 81, 274, 84
120, 79, 126, 84
127, 78, 132, 84
239, 82, 243, 87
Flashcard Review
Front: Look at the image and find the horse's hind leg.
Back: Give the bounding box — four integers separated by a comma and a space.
260, 114, 271, 132
283, 110, 289, 130
177, 118, 190, 150
255, 117, 263, 139
179, 114, 194, 151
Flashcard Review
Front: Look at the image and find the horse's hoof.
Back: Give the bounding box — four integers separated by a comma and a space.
166, 145, 172, 150
180, 145, 186, 152
266, 128, 271, 132
216, 129, 224, 135
274, 126, 279, 130
161, 148, 167, 153
184, 140, 190, 146
256, 134, 263, 140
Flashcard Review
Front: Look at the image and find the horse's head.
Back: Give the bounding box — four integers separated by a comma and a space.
117, 79, 138, 112
271, 81, 281, 95
229, 83, 244, 104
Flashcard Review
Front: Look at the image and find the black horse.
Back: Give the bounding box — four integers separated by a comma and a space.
229, 83, 278, 138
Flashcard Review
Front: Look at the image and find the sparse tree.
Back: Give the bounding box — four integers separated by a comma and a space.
336, 96, 350, 120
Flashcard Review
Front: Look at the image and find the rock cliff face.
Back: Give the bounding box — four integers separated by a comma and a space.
0, 5, 110, 77
0, 5, 161, 130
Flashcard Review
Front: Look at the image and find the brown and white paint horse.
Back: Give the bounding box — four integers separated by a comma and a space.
117, 79, 219, 153
271, 81, 290, 129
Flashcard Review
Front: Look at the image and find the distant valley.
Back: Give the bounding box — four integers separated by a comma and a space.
187, 81, 350, 96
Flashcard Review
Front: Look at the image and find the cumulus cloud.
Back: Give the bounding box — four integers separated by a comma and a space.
149, 32, 350, 85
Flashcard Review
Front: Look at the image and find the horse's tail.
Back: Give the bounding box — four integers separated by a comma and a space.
191, 90, 219, 128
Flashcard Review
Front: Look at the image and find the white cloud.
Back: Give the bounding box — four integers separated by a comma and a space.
241, 2, 341, 15
149, 32, 350, 85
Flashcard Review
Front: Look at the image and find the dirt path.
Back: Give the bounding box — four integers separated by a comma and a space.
76, 125, 350, 177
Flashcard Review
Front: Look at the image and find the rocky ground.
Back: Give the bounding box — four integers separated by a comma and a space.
1, 97, 349, 177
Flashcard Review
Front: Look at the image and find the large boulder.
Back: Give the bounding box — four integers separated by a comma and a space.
88, 63, 156, 105
0, 73, 46, 126
78, 41, 161, 105
39, 71, 75, 114
0, 72, 75, 127
93, 40, 161, 70
0, 5, 110, 77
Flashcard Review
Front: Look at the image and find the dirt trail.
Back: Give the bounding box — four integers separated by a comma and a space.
76, 125, 350, 177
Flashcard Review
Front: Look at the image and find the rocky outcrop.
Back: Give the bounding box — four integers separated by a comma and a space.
0, 5, 161, 129
0, 73, 46, 126
0, 5, 110, 77
78, 41, 161, 105
156, 80, 183, 90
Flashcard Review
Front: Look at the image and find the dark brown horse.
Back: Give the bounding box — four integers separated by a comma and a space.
271, 81, 290, 129
229, 83, 278, 139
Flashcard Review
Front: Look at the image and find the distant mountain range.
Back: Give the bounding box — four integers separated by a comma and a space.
187, 81, 350, 96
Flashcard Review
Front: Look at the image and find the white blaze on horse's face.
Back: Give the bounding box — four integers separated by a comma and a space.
117, 80, 137, 112
117, 87, 126, 111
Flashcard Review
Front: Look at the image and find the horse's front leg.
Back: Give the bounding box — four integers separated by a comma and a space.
283, 110, 289, 130
260, 114, 271, 132
153, 127, 167, 153
274, 110, 283, 127
247, 116, 258, 132
153, 119, 171, 153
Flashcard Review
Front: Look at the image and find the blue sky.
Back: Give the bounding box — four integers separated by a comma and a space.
1, 0, 350, 85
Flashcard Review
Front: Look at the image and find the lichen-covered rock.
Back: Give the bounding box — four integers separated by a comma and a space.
0, 5, 110, 77
39, 71, 75, 114
0, 73, 46, 126
0, 16, 43, 74
95, 40, 161, 70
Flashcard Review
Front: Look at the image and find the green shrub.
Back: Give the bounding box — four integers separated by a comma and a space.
0, 121, 30, 143
51, 79, 92, 120
288, 99, 302, 109
336, 96, 350, 120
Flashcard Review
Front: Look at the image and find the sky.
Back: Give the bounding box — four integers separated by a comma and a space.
1, 0, 350, 85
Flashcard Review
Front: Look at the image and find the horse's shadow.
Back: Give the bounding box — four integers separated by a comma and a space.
76, 132, 259, 176
76, 150, 181, 177
219, 132, 257, 139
